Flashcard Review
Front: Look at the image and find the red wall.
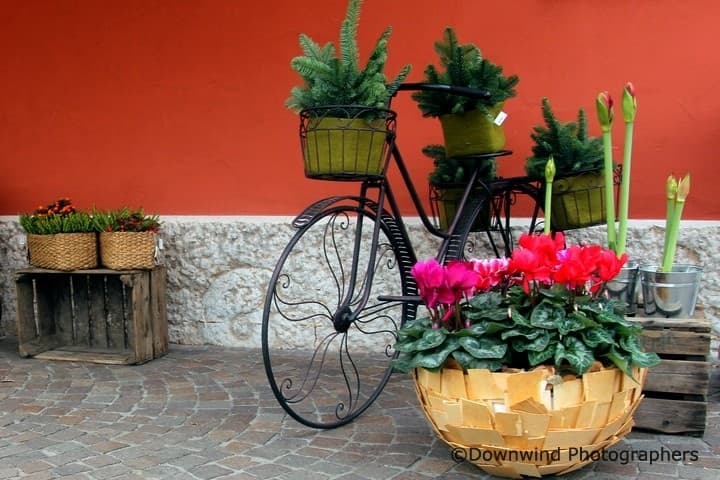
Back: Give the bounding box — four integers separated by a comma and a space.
2, 0, 718, 218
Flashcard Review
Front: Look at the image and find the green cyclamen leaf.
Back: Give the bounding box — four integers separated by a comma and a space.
605, 346, 631, 377
407, 337, 460, 370
501, 327, 543, 341
629, 349, 661, 368
458, 336, 507, 359
452, 351, 504, 371
397, 317, 432, 341
469, 321, 511, 336
396, 328, 447, 353
580, 327, 615, 347
619, 335, 661, 368
512, 331, 553, 352
529, 300, 565, 329
557, 314, 587, 335
528, 347, 555, 366
555, 336, 594, 375
390, 356, 414, 373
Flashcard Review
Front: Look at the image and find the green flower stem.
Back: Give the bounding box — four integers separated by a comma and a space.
544, 182, 553, 235
662, 198, 684, 272
544, 156, 556, 235
661, 176, 677, 271
662, 175, 690, 272
601, 129, 617, 252
616, 121, 634, 256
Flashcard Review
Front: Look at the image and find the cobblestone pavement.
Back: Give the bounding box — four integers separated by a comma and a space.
0, 339, 717, 480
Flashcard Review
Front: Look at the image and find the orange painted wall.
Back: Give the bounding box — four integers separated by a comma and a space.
1, 0, 718, 218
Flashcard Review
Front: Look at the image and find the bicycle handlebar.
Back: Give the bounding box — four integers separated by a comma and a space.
396, 82, 491, 100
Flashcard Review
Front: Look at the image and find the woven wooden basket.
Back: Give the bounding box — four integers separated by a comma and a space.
100, 231, 156, 270
413, 363, 647, 478
27, 233, 98, 271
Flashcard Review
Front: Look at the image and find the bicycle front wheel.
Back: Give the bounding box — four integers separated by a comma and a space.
262, 205, 413, 428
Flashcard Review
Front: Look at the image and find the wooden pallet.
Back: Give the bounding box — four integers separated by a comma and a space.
631, 314, 711, 434
15, 266, 168, 365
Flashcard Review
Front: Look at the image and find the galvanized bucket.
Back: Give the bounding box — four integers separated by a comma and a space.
605, 261, 640, 315
639, 264, 702, 318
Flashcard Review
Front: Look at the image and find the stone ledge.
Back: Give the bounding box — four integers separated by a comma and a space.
1, 217, 717, 347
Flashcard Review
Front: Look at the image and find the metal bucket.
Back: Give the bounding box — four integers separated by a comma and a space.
605, 261, 639, 315
639, 264, 702, 318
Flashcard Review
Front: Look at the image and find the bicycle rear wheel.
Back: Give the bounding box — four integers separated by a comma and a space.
262, 204, 414, 428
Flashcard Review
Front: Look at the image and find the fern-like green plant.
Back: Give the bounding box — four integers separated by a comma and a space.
422, 144, 496, 186
286, 0, 411, 114
524, 97, 604, 179
412, 27, 519, 118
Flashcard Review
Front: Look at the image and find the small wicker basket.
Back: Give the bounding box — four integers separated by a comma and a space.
100, 231, 156, 270
27, 233, 98, 271
414, 363, 647, 478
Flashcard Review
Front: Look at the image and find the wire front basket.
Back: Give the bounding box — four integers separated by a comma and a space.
300, 106, 397, 181
549, 168, 621, 231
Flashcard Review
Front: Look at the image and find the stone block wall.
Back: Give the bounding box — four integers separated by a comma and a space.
1, 217, 718, 347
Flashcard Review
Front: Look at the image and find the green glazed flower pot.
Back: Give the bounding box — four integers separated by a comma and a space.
439, 103, 506, 158
303, 116, 389, 179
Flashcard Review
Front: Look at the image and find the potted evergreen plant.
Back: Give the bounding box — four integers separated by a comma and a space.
411, 27, 519, 157
422, 144, 496, 231
524, 97, 609, 231
286, 0, 411, 179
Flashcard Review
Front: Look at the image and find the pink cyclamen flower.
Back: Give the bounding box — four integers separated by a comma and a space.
439, 261, 479, 304
472, 257, 510, 291
411, 259, 445, 308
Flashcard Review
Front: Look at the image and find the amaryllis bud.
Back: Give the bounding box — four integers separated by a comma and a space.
596, 91, 614, 131
676, 173, 691, 202
622, 82, 637, 123
545, 155, 556, 183
666, 175, 678, 200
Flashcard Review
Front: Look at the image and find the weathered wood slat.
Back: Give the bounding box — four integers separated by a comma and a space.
150, 266, 169, 358
634, 397, 707, 434
34, 348, 134, 365
643, 359, 711, 395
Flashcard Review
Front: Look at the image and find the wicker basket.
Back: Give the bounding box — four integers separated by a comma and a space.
413, 363, 647, 478
100, 231, 156, 270
27, 233, 98, 271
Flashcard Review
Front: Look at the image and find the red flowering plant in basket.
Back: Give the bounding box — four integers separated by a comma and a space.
391, 232, 660, 377
19, 198, 94, 234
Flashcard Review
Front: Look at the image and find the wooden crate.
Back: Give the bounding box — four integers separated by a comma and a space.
631, 314, 711, 434
15, 266, 168, 365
